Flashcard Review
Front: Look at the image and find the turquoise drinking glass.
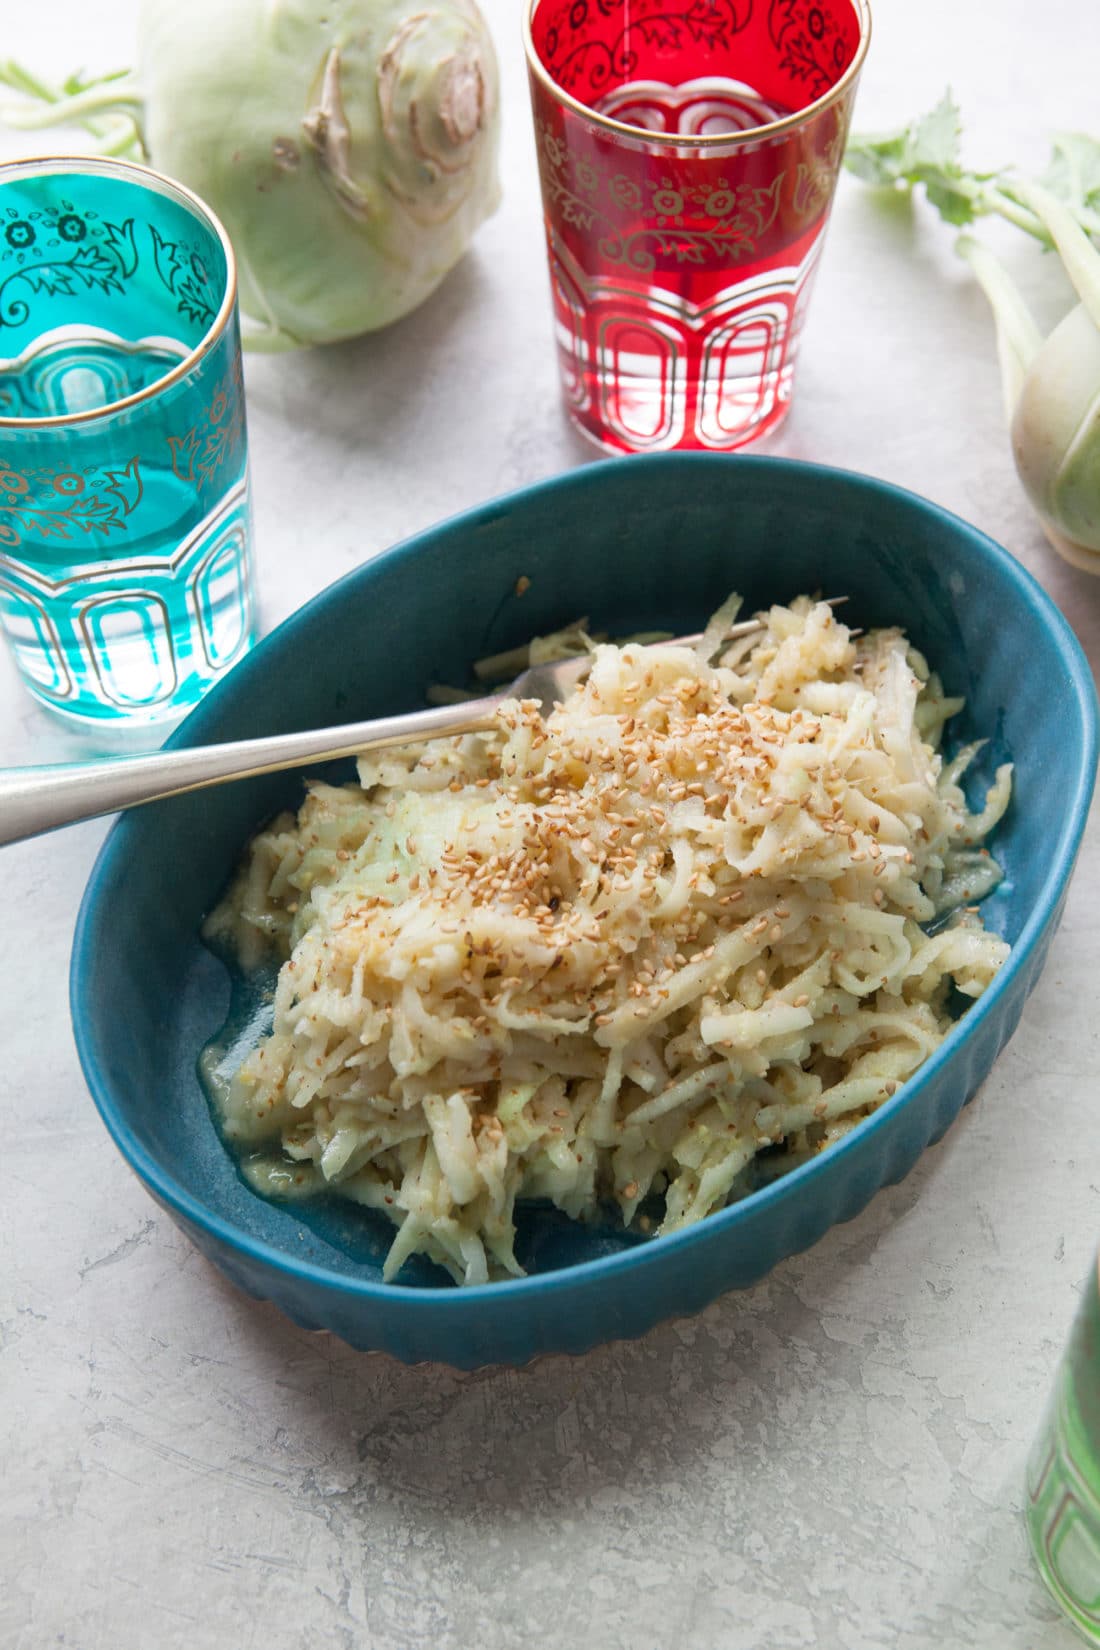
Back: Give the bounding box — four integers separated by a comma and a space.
0, 154, 255, 739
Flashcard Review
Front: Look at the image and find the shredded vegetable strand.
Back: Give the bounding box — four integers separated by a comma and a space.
204, 596, 1011, 1285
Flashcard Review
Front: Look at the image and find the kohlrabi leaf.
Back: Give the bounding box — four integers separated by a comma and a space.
1042, 133, 1100, 218
924, 178, 977, 227
846, 92, 1100, 246
844, 92, 991, 228
843, 130, 909, 187
844, 92, 963, 189
904, 92, 964, 176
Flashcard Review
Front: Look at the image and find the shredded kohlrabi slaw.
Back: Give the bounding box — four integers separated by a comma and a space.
202, 596, 1012, 1285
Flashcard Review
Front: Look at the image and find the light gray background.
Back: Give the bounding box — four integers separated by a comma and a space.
2, 3, 1098, 1647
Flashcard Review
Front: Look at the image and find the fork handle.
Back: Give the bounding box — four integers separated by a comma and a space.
0, 694, 501, 849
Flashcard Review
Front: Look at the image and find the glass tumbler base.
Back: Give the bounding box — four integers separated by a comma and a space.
1026, 1382, 1100, 1646
562, 369, 794, 457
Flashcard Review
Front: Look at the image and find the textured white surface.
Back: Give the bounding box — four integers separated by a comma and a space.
1, 3, 1098, 1647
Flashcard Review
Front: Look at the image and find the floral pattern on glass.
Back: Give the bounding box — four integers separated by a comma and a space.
767, 0, 853, 98
536, 104, 846, 274
167, 359, 246, 491
539, 0, 754, 101
0, 456, 143, 549
0, 202, 217, 335
531, 0, 860, 115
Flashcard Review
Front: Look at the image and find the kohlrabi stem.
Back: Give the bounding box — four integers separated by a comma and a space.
970, 182, 1048, 241
954, 176, 1100, 245
0, 63, 146, 159
0, 74, 143, 130
93, 118, 144, 158
1015, 180, 1100, 331
956, 234, 1042, 419
0, 61, 59, 104
1004, 186, 1100, 244
238, 323, 302, 354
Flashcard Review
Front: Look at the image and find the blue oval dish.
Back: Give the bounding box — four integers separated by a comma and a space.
71, 456, 1098, 1369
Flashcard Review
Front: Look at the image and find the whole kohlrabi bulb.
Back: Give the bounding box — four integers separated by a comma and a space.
138, 0, 501, 348
1011, 302, 1100, 572
960, 183, 1100, 576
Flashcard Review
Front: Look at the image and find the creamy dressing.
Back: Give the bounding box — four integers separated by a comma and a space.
198, 951, 323, 1201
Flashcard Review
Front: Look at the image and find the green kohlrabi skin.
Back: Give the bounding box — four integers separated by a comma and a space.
137, 0, 501, 346
1012, 303, 1100, 558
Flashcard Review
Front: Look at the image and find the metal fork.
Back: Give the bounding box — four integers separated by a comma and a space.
0, 606, 842, 848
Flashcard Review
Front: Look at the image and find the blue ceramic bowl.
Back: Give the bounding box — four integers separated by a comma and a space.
71, 456, 1098, 1368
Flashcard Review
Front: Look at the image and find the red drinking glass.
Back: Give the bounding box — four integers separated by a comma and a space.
524, 0, 871, 453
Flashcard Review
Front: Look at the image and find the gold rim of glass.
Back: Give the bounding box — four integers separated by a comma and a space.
0, 152, 238, 430
522, 0, 872, 149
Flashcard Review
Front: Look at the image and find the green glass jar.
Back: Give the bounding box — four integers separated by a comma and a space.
1027, 1254, 1100, 1643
